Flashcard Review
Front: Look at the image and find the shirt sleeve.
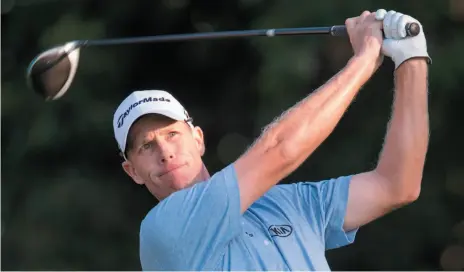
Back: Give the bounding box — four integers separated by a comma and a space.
139, 163, 242, 271
296, 176, 358, 250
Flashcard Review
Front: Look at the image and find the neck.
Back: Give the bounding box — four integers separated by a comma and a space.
196, 163, 211, 182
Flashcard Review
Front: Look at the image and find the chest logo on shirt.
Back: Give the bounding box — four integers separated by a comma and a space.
268, 225, 293, 238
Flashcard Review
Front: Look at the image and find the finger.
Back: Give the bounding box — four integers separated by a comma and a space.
390, 12, 403, 39
372, 20, 384, 32
383, 10, 396, 39
345, 17, 357, 30
358, 10, 371, 23
361, 10, 371, 17
366, 12, 379, 23
375, 9, 387, 20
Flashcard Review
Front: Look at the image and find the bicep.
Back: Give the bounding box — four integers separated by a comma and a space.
344, 171, 397, 231
234, 141, 298, 213
139, 164, 242, 270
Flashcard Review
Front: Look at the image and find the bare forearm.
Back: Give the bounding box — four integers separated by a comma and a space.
253, 55, 376, 175
376, 60, 429, 200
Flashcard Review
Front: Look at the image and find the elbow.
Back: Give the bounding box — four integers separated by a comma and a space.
374, 168, 423, 206
375, 170, 422, 207
276, 129, 321, 163
277, 138, 308, 164
409, 182, 422, 202
249, 131, 299, 169
399, 187, 420, 205
278, 143, 299, 162
259, 140, 302, 175
394, 180, 422, 206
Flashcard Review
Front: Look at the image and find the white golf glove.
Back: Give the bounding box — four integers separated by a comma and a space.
375, 9, 431, 69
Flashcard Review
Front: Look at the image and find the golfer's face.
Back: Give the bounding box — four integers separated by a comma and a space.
125, 114, 204, 198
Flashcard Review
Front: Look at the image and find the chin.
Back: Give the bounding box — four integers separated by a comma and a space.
163, 168, 196, 190
169, 177, 195, 191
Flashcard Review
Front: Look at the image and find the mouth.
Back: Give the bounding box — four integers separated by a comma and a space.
158, 164, 186, 178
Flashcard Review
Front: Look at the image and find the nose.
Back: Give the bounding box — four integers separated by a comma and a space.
158, 144, 175, 164
161, 154, 174, 163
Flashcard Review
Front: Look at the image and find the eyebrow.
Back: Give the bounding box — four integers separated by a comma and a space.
133, 121, 186, 145
137, 126, 175, 144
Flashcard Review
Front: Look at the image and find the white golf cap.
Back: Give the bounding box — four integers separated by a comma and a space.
113, 90, 192, 156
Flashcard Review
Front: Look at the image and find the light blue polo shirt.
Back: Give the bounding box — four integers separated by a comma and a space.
139, 163, 358, 271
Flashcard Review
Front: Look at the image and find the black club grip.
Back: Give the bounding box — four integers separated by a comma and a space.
330, 25, 348, 36
331, 22, 421, 37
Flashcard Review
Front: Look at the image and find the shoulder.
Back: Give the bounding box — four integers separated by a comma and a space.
289, 176, 354, 195
139, 162, 241, 239
258, 176, 353, 209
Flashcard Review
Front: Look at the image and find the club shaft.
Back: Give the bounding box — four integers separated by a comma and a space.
81, 26, 347, 47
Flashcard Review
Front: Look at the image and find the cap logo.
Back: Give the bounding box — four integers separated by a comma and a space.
117, 96, 171, 128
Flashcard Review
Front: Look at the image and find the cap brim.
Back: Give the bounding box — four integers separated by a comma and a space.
132, 108, 186, 123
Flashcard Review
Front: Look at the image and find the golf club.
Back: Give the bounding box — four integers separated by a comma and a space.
26, 23, 420, 101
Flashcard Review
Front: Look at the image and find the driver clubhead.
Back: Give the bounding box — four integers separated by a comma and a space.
27, 41, 81, 101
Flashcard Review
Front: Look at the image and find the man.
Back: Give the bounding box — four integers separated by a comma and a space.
112, 9, 430, 271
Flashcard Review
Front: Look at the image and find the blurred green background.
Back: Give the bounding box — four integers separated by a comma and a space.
2, 0, 464, 270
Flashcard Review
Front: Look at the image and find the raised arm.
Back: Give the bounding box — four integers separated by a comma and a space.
343, 10, 430, 231
234, 11, 383, 213
343, 59, 429, 230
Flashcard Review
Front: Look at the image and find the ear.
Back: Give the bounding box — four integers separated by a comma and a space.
122, 160, 145, 185
192, 126, 205, 156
